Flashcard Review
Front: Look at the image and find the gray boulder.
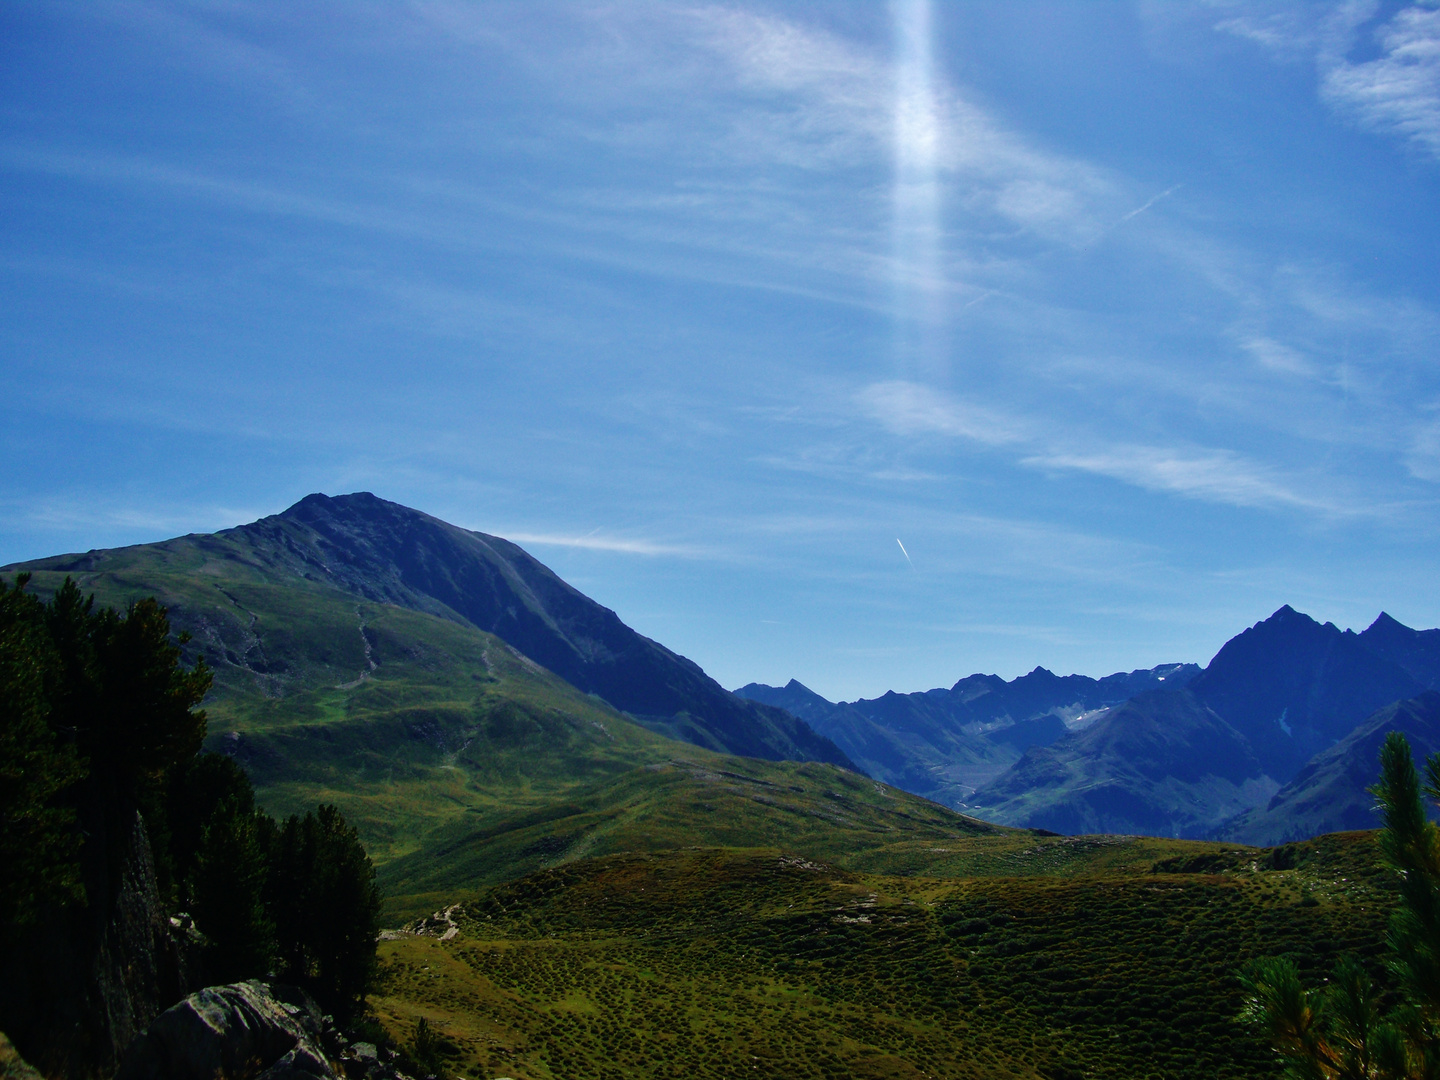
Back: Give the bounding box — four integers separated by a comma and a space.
115, 981, 337, 1080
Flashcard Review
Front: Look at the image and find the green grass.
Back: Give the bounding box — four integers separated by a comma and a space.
11, 532, 1405, 1079
13, 548, 1035, 924
19, 556, 694, 867
373, 755, 1009, 919
370, 834, 1395, 1080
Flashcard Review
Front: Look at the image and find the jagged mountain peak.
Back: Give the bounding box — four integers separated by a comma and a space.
1358, 610, 1440, 689
1188, 604, 1421, 778
1366, 610, 1407, 633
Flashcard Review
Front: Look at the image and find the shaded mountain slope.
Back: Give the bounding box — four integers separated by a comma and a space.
1220, 691, 1440, 845
736, 679, 841, 727
1358, 612, 1440, 689
1187, 605, 1423, 778
10, 492, 851, 769
973, 606, 1435, 838
971, 688, 1277, 836
736, 679, 999, 803
737, 663, 1197, 808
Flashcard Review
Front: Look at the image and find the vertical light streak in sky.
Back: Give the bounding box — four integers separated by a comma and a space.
892, 0, 943, 378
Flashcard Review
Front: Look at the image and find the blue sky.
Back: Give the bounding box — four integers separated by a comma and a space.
4, 1, 1440, 700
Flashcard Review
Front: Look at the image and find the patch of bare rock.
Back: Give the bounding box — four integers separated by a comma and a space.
113, 981, 418, 1080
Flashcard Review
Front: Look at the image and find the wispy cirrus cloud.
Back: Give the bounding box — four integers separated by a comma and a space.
1021, 446, 1332, 512
1320, 2, 1440, 158
1211, 6, 1324, 59
1241, 335, 1319, 378
857, 380, 1028, 446
858, 380, 1349, 513
679, 3, 1120, 242
4, 2, 1138, 336
415, 0, 1125, 264
501, 531, 704, 557
1213, 1, 1440, 159
1406, 416, 1440, 482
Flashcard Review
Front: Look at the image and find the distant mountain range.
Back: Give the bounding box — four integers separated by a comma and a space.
971, 605, 1440, 840
11, 490, 1440, 851
736, 663, 1198, 806
745, 603, 1440, 843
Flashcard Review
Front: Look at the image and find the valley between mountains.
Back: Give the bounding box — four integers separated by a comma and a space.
7, 491, 1438, 1080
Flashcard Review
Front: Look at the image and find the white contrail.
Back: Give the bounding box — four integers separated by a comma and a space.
896, 538, 914, 568
1120, 183, 1182, 223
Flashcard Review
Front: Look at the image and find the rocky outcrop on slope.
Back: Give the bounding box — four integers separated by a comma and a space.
116, 981, 428, 1080
116, 981, 335, 1080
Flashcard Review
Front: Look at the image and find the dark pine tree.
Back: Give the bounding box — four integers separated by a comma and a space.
0, 574, 84, 931
266, 804, 382, 1020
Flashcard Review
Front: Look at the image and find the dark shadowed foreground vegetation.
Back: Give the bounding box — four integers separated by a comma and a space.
1242, 732, 1440, 1078
0, 575, 383, 1077
370, 835, 1393, 1080
1, 559, 1411, 1079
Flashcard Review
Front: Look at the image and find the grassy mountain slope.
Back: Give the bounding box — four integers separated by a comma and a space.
372, 834, 1392, 1080
375, 746, 1294, 921
375, 756, 1011, 920
9, 535, 1015, 922
11, 550, 687, 864
7, 492, 852, 770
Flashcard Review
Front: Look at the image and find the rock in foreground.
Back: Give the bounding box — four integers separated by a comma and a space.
114, 981, 336, 1080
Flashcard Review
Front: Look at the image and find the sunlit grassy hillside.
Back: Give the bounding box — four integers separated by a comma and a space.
17, 556, 693, 865
14, 554, 1025, 923
371, 833, 1392, 1080
12, 535, 1404, 1080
